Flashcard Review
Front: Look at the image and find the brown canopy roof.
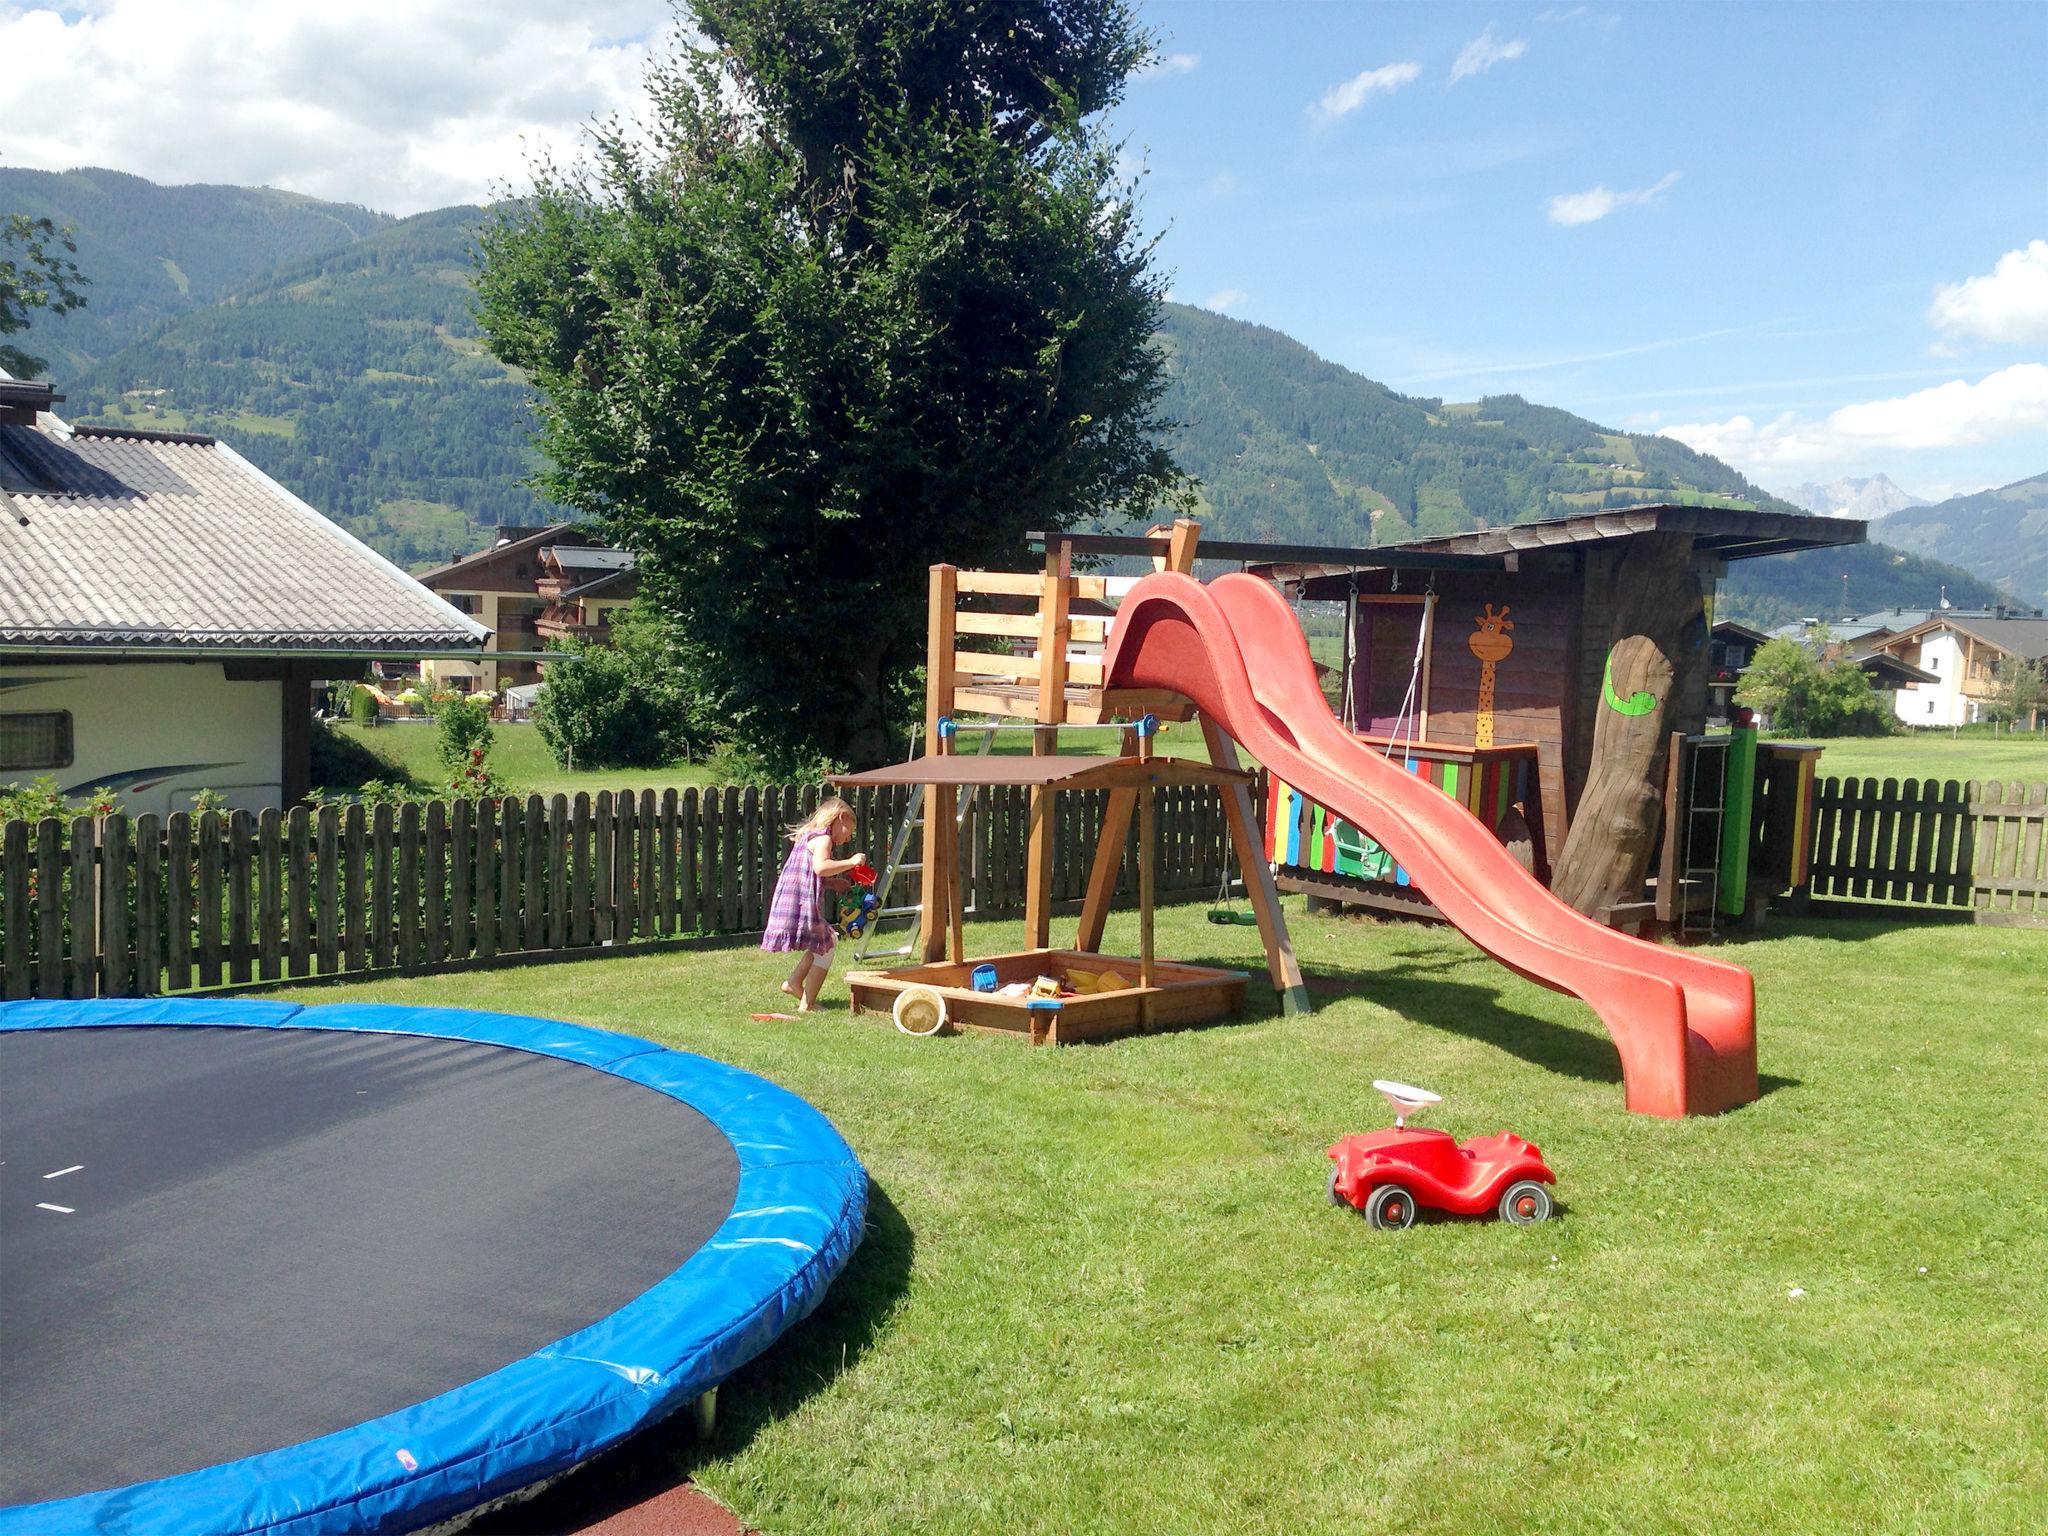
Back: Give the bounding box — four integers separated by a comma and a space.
831, 754, 1251, 791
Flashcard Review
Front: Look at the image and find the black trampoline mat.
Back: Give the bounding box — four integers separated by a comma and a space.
0, 1025, 741, 1508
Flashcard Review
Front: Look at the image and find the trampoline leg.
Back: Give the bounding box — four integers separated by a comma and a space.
690, 1387, 718, 1438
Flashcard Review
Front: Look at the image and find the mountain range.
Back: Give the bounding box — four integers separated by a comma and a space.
1872, 473, 2048, 609
8, 166, 2037, 616
1780, 474, 1929, 520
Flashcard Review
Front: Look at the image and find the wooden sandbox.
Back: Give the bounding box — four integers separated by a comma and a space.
847, 948, 1249, 1045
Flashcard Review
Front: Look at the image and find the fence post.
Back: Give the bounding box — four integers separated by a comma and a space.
228, 810, 254, 986
258, 809, 283, 983
168, 813, 194, 991
1, 820, 25, 1000
449, 799, 472, 962
371, 803, 395, 970
99, 815, 131, 998
424, 801, 447, 967
399, 802, 422, 970
134, 814, 161, 995
35, 817, 63, 999
287, 805, 311, 980
316, 804, 340, 975
524, 795, 547, 952
69, 817, 99, 999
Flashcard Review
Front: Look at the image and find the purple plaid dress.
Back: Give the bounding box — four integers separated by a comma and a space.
763, 828, 835, 956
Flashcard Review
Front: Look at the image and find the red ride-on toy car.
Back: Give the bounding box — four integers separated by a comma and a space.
1327, 1081, 1556, 1230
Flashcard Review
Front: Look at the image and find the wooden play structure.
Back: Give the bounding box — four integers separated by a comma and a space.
834, 521, 1309, 1043
1247, 505, 1862, 932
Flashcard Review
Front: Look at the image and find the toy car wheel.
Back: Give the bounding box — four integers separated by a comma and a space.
1498, 1180, 1553, 1225
1327, 1169, 1346, 1207
1365, 1184, 1417, 1231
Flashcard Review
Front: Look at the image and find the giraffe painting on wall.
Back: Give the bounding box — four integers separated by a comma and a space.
1468, 604, 1514, 748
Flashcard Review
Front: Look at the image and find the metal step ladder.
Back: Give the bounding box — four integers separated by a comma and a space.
1677, 735, 1730, 938
851, 723, 1000, 964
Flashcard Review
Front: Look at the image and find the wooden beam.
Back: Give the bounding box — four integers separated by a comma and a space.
921, 565, 958, 960
1075, 787, 1137, 953
1138, 782, 1156, 990
957, 569, 1106, 600
1024, 556, 1071, 950
1165, 517, 1203, 574
1655, 729, 1685, 925
956, 611, 1107, 642
952, 649, 1104, 685
1203, 718, 1310, 1015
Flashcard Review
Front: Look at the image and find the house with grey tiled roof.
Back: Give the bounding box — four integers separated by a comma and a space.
1863, 610, 2048, 728
0, 377, 487, 813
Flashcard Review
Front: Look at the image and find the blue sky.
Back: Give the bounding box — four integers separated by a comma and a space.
6, 0, 2042, 502
1113, 1, 2048, 500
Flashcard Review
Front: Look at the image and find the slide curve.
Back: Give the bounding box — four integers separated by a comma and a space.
1106, 572, 1757, 1117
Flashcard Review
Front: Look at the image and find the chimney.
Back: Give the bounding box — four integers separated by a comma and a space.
0, 379, 65, 427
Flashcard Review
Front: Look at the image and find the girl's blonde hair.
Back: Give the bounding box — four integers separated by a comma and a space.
788, 795, 853, 842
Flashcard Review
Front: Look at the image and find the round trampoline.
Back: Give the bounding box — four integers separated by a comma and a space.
0, 997, 866, 1536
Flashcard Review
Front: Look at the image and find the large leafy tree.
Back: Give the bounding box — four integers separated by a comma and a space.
477, 0, 1187, 771
1, 212, 87, 379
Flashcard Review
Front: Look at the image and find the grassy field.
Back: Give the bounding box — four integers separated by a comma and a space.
283, 901, 2048, 1535
332, 721, 722, 796
331, 717, 1225, 797
1792, 730, 2048, 786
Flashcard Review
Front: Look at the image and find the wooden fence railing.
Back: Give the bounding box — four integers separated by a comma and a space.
0, 780, 1250, 1000
1807, 776, 2047, 925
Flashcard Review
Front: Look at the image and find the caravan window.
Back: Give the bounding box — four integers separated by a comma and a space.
0, 711, 74, 771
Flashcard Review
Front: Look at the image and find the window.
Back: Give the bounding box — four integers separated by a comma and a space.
0, 711, 74, 771
1927, 699, 1936, 716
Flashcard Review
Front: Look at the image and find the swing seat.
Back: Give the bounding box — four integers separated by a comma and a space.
1207, 908, 1261, 926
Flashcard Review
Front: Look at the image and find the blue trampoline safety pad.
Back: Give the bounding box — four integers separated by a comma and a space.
0, 998, 867, 1536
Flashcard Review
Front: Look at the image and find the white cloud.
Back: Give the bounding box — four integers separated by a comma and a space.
1927, 240, 2048, 345
1205, 171, 1238, 197
1203, 289, 1248, 313
1659, 364, 2048, 471
1451, 25, 1528, 83
1310, 62, 1422, 123
1138, 51, 1200, 78
0, 1, 674, 215
1546, 171, 1680, 226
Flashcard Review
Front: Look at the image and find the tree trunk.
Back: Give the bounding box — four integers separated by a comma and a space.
1552, 533, 1708, 918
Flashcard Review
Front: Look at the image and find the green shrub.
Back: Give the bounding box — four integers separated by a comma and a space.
0, 776, 118, 822
434, 692, 495, 771
349, 684, 379, 726
534, 605, 704, 769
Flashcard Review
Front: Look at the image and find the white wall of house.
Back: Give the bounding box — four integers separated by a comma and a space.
1892, 632, 1979, 726
1, 662, 282, 817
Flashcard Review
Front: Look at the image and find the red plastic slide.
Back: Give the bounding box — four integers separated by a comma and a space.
1105, 572, 1757, 1117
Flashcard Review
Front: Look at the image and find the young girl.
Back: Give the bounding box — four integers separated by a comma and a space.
762, 796, 866, 1012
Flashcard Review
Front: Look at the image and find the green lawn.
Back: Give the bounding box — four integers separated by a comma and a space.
281, 901, 2048, 1535
1791, 730, 2048, 787
331, 721, 724, 797
332, 717, 1225, 798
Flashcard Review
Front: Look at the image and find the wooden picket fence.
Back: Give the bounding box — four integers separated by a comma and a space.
1807, 776, 2048, 925
0, 781, 1246, 1001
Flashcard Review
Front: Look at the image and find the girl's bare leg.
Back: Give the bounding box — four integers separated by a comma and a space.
798, 948, 831, 1011
782, 952, 813, 999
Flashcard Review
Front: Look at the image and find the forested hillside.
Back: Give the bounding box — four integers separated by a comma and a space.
1714, 540, 2013, 631
33, 170, 2011, 607
1870, 473, 2048, 608
2, 166, 390, 374
63, 208, 562, 567
1152, 303, 1799, 545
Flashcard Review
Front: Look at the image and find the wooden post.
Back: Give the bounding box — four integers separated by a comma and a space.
921, 565, 959, 961
36, 817, 64, 998
197, 811, 223, 988
1138, 777, 1157, 1013
423, 802, 446, 967
3, 819, 27, 1000
398, 803, 422, 969
1164, 517, 1203, 574
259, 809, 283, 983
1203, 718, 1310, 1014
70, 817, 98, 999
315, 805, 339, 975
1024, 552, 1071, 950
100, 814, 131, 998
135, 814, 161, 996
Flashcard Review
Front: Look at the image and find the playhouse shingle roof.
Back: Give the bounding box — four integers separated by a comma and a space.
0, 410, 488, 655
